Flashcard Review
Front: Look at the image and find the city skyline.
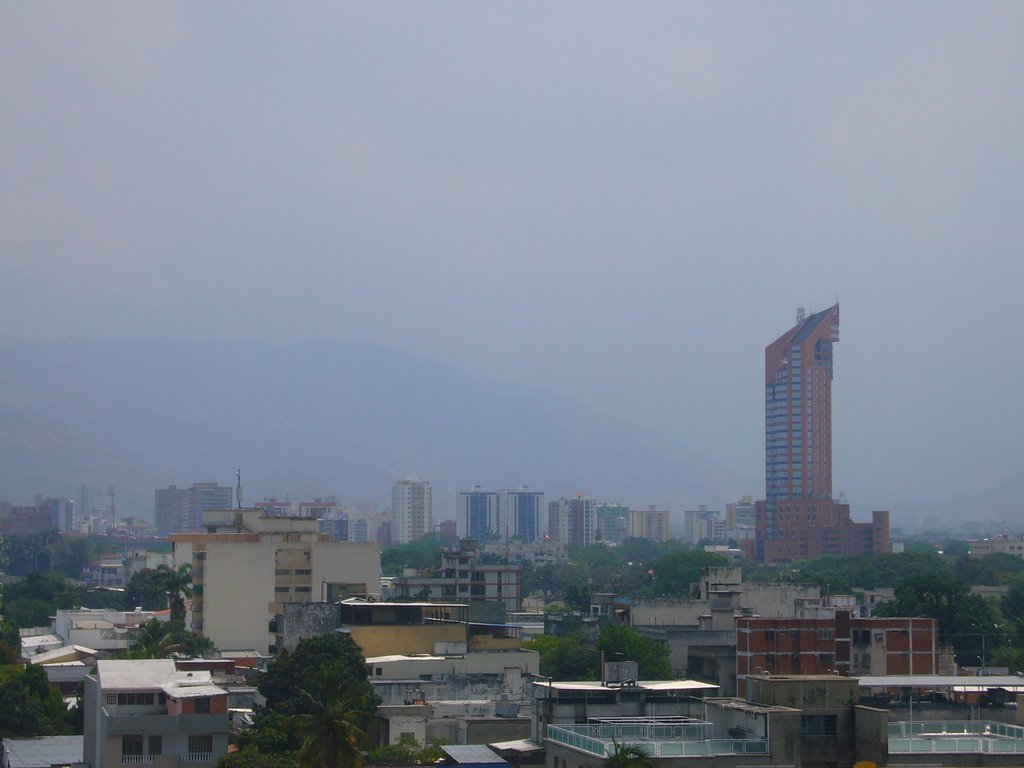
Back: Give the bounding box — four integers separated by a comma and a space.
2, 5, 1022, 528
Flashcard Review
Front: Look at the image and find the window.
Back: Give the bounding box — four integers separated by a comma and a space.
801, 715, 838, 737
122, 735, 144, 756
148, 736, 162, 756
194, 697, 211, 714
295, 569, 311, 576
188, 735, 214, 755
116, 692, 155, 706
295, 586, 312, 593
275, 586, 291, 593
818, 629, 834, 641
105, 693, 118, 705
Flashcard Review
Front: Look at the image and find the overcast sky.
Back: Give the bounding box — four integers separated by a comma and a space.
2, 3, 1022, 529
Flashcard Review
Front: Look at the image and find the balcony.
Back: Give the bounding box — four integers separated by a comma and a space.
182, 753, 213, 763
121, 756, 154, 764
103, 711, 228, 736
547, 718, 769, 759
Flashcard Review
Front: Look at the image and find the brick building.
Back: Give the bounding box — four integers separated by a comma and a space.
750, 305, 889, 562
737, 614, 940, 695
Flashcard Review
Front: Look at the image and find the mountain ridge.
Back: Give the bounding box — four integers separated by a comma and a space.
0, 338, 750, 524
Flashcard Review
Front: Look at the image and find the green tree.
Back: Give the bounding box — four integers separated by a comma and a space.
259, 634, 378, 718
1, 572, 80, 628
524, 634, 600, 680
127, 568, 168, 611
52, 536, 96, 578
955, 554, 1024, 586
875, 571, 1004, 664
367, 735, 446, 765
124, 619, 216, 659
0, 664, 75, 738
604, 740, 653, 768
643, 551, 728, 597
596, 625, 671, 680
155, 563, 193, 622
293, 664, 372, 768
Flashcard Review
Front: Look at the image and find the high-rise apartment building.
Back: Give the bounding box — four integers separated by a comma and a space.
392, 477, 432, 545
630, 505, 671, 542
502, 488, 544, 543
547, 495, 597, 547
752, 305, 889, 562
683, 506, 723, 545
155, 483, 234, 535
456, 487, 544, 543
456, 487, 499, 541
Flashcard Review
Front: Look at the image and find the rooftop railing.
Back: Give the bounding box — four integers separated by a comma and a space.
547, 725, 769, 759
889, 721, 1024, 754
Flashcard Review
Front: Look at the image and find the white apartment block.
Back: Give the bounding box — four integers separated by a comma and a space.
171, 509, 379, 653
392, 477, 432, 545
83, 659, 229, 768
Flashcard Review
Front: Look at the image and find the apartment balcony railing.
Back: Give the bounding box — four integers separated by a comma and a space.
182, 753, 213, 763
121, 756, 153, 764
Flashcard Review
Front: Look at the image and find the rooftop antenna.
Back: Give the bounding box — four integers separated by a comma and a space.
236, 469, 243, 509
796, 307, 806, 324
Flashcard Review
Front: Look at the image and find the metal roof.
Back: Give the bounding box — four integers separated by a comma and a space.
533, 679, 717, 692
858, 675, 1024, 688
441, 745, 508, 764
2, 735, 83, 768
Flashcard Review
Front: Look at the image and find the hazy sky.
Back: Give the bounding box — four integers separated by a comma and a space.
2, 3, 1022, 528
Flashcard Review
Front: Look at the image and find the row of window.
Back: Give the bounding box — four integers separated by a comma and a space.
105, 692, 163, 706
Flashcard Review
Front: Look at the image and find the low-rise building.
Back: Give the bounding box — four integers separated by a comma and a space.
541, 672, 889, 768
83, 659, 229, 768
1, 735, 84, 768
54, 608, 169, 653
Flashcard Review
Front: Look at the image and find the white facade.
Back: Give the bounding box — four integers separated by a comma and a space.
83, 659, 229, 768
83, 659, 228, 768
172, 509, 380, 652
392, 477, 432, 545
53, 608, 168, 652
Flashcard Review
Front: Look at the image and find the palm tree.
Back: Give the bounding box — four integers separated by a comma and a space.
604, 740, 653, 768
129, 619, 183, 659
155, 563, 192, 622
293, 663, 371, 768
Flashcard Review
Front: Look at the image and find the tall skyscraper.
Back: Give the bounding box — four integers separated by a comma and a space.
753, 305, 889, 562
392, 477, 432, 545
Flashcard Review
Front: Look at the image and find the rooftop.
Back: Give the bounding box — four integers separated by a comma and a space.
2, 735, 84, 768
96, 659, 225, 694
534, 679, 717, 693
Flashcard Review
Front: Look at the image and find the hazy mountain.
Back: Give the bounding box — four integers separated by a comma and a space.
0, 338, 751, 523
